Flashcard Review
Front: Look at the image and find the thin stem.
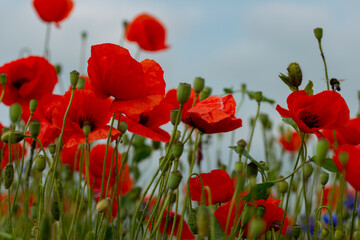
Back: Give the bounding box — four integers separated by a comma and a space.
317, 39, 330, 90
350, 191, 358, 240
43, 23, 51, 59
247, 101, 261, 154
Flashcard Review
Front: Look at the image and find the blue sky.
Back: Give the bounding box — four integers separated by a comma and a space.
0, 0, 359, 165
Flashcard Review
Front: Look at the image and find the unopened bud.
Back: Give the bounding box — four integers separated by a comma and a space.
1, 131, 24, 144
118, 121, 127, 134
30, 99, 38, 113
254, 91, 263, 103
255, 205, 266, 219
177, 83, 191, 104
199, 87, 211, 101
39, 214, 51, 240
70, 70, 80, 87
247, 162, 258, 178
30, 120, 41, 137
234, 162, 243, 173
10, 103, 22, 123
77, 77, 86, 89
167, 170, 182, 190
248, 219, 266, 238
193, 77, 205, 94
35, 155, 46, 172
172, 141, 184, 158
292, 224, 302, 239
334, 229, 345, 240
51, 201, 60, 221
314, 139, 329, 164
320, 172, 329, 186
48, 143, 56, 155
313, 27, 323, 41
237, 139, 246, 155
287, 62, 303, 89
0, 73, 7, 86
170, 108, 180, 125
4, 163, 14, 189
241, 205, 255, 227
96, 198, 110, 213
196, 206, 210, 237
339, 151, 349, 166
302, 163, 313, 180
279, 181, 288, 194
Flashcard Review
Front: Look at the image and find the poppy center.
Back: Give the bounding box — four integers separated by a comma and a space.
12, 78, 30, 89
78, 117, 96, 131
303, 112, 320, 128
139, 114, 149, 125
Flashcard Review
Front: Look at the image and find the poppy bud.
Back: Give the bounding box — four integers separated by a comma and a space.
48, 143, 56, 155
51, 201, 60, 221
287, 62, 303, 89
199, 87, 211, 101
188, 208, 197, 234
172, 141, 184, 158
70, 70, 80, 87
247, 162, 258, 178
167, 170, 182, 190
177, 83, 191, 104
234, 162, 243, 173
85, 231, 96, 240
31, 202, 38, 219
334, 229, 345, 240
279, 181, 288, 194
339, 152, 349, 166
35, 155, 46, 172
248, 219, 266, 238
291, 224, 302, 239
30, 120, 41, 137
0, 73, 7, 86
77, 77, 86, 89
152, 141, 160, 150
196, 206, 210, 237
56, 180, 63, 201
1, 131, 24, 144
4, 163, 14, 189
39, 214, 51, 240
254, 91, 263, 103
237, 139, 246, 155
255, 205, 266, 219
302, 163, 313, 180
193, 77, 205, 94
117, 121, 127, 134
10, 103, 22, 123
55, 64, 62, 75
170, 108, 180, 125
83, 125, 91, 137
320, 172, 329, 186
314, 139, 329, 164
30, 99, 38, 113
313, 27, 323, 41
241, 205, 255, 227
321, 228, 329, 238
96, 198, 110, 213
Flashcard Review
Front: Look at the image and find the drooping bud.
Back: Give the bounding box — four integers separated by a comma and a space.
29, 99, 38, 113
96, 198, 110, 213
4, 163, 14, 189
279, 181, 288, 194
10, 103, 22, 123
320, 172, 329, 186
247, 162, 258, 178
172, 141, 184, 158
248, 219, 266, 238
70, 70, 80, 87
35, 155, 46, 172
30, 120, 41, 137
193, 77, 205, 94
83, 125, 91, 137
0, 73, 7, 86
48, 143, 56, 155
334, 229, 345, 240
118, 121, 127, 134
51, 201, 60, 221
1, 131, 24, 144
196, 206, 210, 237
167, 170, 183, 190
255, 205, 266, 219
177, 83, 191, 104
287, 62, 303, 89
241, 205, 255, 227
39, 214, 51, 240
302, 163, 313, 180
254, 91, 263, 103
77, 77, 86, 89
314, 139, 329, 164
237, 139, 246, 155
170, 108, 180, 125
313, 27, 323, 41
199, 87, 211, 101
291, 224, 302, 239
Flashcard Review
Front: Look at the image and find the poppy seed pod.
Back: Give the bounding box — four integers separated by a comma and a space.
118, 121, 128, 134
196, 206, 210, 237
48, 143, 56, 155
302, 163, 313, 180
170, 108, 180, 125
30, 119, 41, 137
10, 103, 22, 123
291, 224, 302, 239
35, 155, 46, 172
248, 219, 266, 238
241, 205, 256, 227
314, 139, 329, 164
29, 99, 38, 113
199, 87, 211, 101
172, 141, 184, 158
254, 91, 263, 103
96, 198, 110, 213
51, 201, 60, 221
70, 70, 79, 87
1, 130, 24, 144
287, 62, 302, 89
0, 73, 6, 86
279, 181, 288, 194
167, 170, 182, 190
193, 77, 205, 94
4, 163, 14, 189
314, 27, 323, 41
320, 172, 329, 186
83, 125, 91, 137
177, 83, 191, 104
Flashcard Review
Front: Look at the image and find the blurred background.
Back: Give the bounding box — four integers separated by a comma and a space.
0, 0, 359, 171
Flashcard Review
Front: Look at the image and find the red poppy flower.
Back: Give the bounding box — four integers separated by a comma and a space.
0, 56, 57, 113
276, 90, 349, 137
125, 13, 169, 52
183, 94, 242, 134
87, 43, 166, 116
53, 89, 120, 148
333, 144, 360, 190
123, 98, 172, 142
88, 145, 133, 196
148, 210, 195, 240
214, 196, 290, 237
33, 0, 74, 27
188, 169, 234, 205
164, 88, 199, 123
322, 117, 360, 148
279, 131, 301, 152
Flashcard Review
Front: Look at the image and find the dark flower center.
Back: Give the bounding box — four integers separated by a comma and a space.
139, 114, 149, 125
12, 78, 30, 90
303, 112, 320, 128
78, 116, 96, 131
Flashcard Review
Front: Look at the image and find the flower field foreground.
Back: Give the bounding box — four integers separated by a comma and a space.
0, 4, 360, 240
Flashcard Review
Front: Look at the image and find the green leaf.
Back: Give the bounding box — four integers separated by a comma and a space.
311, 157, 339, 173
214, 217, 226, 239
281, 117, 299, 133
262, 96, 275, 105
304, 80, 314, 95
242, 182, 274, 202
223, 88, 234, 94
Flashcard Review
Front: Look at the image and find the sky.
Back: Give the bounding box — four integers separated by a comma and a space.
0, 0, 359, 169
